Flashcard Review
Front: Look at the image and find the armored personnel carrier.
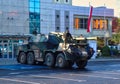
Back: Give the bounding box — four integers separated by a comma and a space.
15, 32, 94, 69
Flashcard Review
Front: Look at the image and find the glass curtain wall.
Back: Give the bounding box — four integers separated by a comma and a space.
29, 0, 40, 34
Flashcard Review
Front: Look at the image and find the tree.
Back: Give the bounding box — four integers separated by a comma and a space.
110, 33, 120, 44
110, 17, 120, 44
112, 17, 120, 33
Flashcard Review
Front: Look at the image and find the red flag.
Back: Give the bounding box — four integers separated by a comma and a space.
87, 6, 93, 32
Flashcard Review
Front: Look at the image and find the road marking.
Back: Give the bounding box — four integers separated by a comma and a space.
94, 71, 120, 75
31, 75, 86, 82
70, 74, 120, 80
0, 78, 41, 84
9, 72, 21, 75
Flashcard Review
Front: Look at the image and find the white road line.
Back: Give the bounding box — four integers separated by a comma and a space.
70, 74, 120, 80
0, 78, 41, 84
93, 71, 120, 75
9, 72, 21, 75
31, 75, 86, 82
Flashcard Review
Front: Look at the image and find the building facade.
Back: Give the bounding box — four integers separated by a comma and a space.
0, 0, 114, 59
40, 0, 113, 37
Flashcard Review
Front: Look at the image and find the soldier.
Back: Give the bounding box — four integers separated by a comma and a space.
86, 44, 95, 59
64, 29, 73, 43
32, 29, 37, 36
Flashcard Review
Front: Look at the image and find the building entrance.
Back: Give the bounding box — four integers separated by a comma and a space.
0, 35, 29, 60
0, 40, 18, 59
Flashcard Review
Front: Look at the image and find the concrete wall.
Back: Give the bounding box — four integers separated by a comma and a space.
0, 0, 29, 35
0, 0, 114, 37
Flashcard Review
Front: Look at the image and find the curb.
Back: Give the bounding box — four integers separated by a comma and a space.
89, 58, 120, 62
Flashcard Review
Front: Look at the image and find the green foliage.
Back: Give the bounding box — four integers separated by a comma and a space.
97, 37, 104, 49
110, 33, 120, 44
109, 46, 119, 56
101, 45, 110, 56
112, 49, 119, 55
118, 18, 120, 26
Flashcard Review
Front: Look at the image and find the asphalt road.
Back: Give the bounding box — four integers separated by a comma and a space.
0, 60, 120, 84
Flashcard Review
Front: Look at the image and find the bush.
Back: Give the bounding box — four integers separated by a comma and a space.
110, 48, 119, 56
101, 45, 111, 56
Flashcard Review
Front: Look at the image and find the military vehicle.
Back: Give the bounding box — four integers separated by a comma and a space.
15, 32, 94, 69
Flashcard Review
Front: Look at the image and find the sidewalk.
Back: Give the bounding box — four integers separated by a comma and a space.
0, 58, 18, 65
0, 57, 120, 65
89, 56, 120, 62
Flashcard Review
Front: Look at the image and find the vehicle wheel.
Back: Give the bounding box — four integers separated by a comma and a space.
56, 53, 68, 68
45, 53, 55, 67
27, 52, 35, 65
19, 52, 27, 64
76, 60, 87, 69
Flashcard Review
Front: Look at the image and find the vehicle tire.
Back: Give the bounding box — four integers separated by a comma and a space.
56, 53, 68, 68
76, 60, 87, 69
27, 52, 35, 65
19, 52, 27, 64
45, 53, 55, 67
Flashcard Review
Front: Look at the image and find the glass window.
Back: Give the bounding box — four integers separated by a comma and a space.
74, 18, 88, 29
56, 27, 60, 32
56, 15, 59, 18
30, 7, 34, 12
65, 0, 69, 3
3, 40, 8, 43
93, 19, 108, 30
80, 23, 83, 28
74, 18, 79, 29
35, 8, 40, 13
66, 27, 69, 30
29, 0, 40, 34
30, 0, 35, 1
35, 2, 40, 8
30, 2, 34, 8
35, 0, 40, 1
13, 40, 19, 43
66, 15, 69, 19
66, 0, 68, 2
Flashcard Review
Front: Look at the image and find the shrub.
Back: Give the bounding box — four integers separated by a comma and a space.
110, 48, 119, 56
101, 45, 111, 56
